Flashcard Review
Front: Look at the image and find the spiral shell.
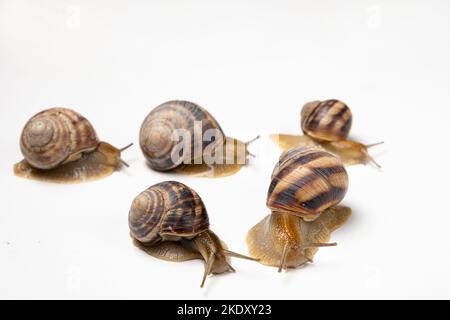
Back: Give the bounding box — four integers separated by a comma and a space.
139, 100, 225, 171
20, 108, 99, 170
129, 181, 210, 245
267, 147, 348, 219
301, 99, 352, 142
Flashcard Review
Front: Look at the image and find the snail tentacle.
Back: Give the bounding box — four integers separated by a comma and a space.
201, 253, 215, 288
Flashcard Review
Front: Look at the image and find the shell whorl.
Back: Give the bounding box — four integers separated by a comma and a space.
139, 100, 225, 171
301, 99, 352, 142
267, 147, 348, 219
20, 108, 99, 170
129, 181, 210, 245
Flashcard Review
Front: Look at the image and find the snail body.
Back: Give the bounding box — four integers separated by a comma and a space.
247, 207, 351, 270
139, 100, 258, 178
14, 108, 132, 183
247, 147, 351, 271
271, 99, 382, 168
129, 181, 256, 288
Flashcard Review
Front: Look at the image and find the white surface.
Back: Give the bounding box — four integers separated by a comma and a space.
0, 0, 449, 300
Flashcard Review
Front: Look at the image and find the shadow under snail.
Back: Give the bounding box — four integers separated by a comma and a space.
129, 181, 257, 288
14, 107, 132, 183
246, 147, 352, 272
270, 99, 383, 168
139, 100, 259, 178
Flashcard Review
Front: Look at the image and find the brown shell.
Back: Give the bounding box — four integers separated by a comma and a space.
20, 108, 99, 170
139, 100, 226, 171
301, 99, 352, 142
267, 147, 348, 219
128, 181, 210, 245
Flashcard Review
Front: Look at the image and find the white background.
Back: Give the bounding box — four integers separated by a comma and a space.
0, 0, 449, 299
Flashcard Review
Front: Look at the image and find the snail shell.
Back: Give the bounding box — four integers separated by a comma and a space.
301, 99, 352, 142
139, 100, 226, 171
267, 147, 349, 220
129, 181, 210, 244
20, 108, 99, 170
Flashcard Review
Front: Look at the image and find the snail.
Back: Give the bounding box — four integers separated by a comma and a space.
14, 108, 132, 183
129, 181, 257, 288
271, 99, 383, 168
140, 100, 259, 178
246, 147, 352, 271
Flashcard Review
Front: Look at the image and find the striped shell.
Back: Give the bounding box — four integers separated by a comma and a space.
139, 100, 225, 171
267, 147, 349, 219
301, 99, 352, 142
129, 181, 210, 245
20, 108, 99, 170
